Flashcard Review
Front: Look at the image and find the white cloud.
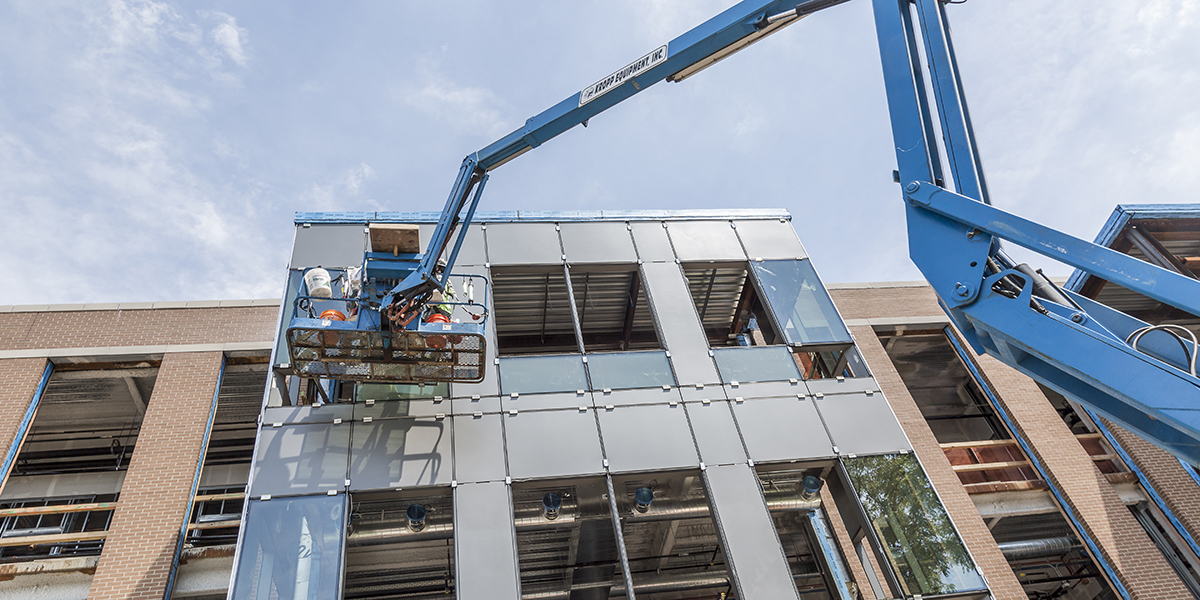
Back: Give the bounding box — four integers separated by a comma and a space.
202, 11, 248, 67
396, 63, 513, 137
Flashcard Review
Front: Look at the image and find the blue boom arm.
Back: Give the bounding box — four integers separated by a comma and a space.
377, 0, 1200, 463
379, 0, 846, 319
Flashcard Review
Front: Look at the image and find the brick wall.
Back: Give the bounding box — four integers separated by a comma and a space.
1104, 420, 1200, 547
87, 351, 224, 600
0, 358, 48, 491
0, 306, 278, 351
830, 286, 942, 321
852, 326, 1029, 599
961, 337, 1193, 599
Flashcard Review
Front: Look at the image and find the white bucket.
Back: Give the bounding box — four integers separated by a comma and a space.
304, 268, 333, 298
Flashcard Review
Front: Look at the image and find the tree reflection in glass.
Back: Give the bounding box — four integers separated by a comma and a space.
844, 453, 986, 596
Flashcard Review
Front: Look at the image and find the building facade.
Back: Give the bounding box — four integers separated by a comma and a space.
0, 208, 1195, 600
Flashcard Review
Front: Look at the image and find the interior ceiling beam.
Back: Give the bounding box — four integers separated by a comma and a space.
124, 377, 146, 415
50, 368, 158, 380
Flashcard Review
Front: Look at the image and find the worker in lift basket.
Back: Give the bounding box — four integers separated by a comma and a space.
423, 260, 457, 324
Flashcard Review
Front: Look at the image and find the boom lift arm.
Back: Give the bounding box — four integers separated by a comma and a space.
310, 0, 1200, 463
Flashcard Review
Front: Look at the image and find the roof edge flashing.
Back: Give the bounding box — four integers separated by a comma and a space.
294, 208, 791, 225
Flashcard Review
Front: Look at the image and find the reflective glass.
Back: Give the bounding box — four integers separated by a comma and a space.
274, 270, 304, 368
587, 351, 675, 390
844, 454, 987, 596
498, 355, 587, 395
712, 346, 800, 384
752, 260, 852, 347
356, 382, 449, 402
231, 495, 345, 600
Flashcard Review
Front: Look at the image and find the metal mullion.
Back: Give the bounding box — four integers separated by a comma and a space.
561, 264, 588, 356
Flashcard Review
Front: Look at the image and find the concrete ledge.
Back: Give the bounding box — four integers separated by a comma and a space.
844, 315, 950, 329
0, 299, 280, 313
826, 280, 928, 290
0, 341, 273, 360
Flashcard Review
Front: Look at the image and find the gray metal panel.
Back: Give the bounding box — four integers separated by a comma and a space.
814, 393, 911, 455
449, 264, 499, 398
454, 482, 522, 600
349, 417, 453, 490
250, 423, 350, 497
678, 384, 726, 402
684, 401, 747, 466
560, 222, 637, 263
354, 399, 450, 419
505, 409, 604, 480
597, 404, 698, 473
422, 224, 488, 266
725, 380, 806, 399
452, 395, 502, 414
630, 222, 674, 262
665, 221, 745, 262
485, 223, 562, 265
731, 398, 834, 462
453, 414, 507, 483
805, 377, 880, 396
503, 391, 591, 412
594, 386, 678, 407
733, 220, 807, 260
290, 224, 366, 269
641, 262, 721, 385
262, 404, 354, 425
704, 464, 801, 600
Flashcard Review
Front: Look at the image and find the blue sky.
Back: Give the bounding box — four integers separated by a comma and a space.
1, 1, 1197, 304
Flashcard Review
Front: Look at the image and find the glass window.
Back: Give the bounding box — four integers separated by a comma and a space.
712, 346, 801, 383
586, 351, 674, 390
356, 382, 449, 402
752, 260, 851, 347
499, 355, 588, 395
231, 495, 345, 600
843, 454, 986, 596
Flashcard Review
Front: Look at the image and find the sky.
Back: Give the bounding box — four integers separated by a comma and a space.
0, 0, 1197, 305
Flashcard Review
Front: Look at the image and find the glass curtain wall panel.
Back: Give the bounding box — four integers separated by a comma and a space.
587, 351, 674, 390
713, 346, 801, 384
232, 495, 346, 600
843, 453, 986, 596
498, 355, 588, 395
752, 260, 851, 348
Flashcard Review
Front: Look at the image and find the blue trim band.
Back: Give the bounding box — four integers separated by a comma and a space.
1083, 406, 1200, 562
0, 361, 53, 485
945, 328, 1133, 600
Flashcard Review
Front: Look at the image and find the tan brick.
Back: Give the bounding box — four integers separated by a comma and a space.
88, 351, 224, 600
0, 358, 49, 495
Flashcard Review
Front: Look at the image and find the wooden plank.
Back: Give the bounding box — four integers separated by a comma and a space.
0, 503, 117, 518
1086, 454, 1117, 462
0, 531, 107, 547
961, 480, 1048, 495
1073, 433, 1104, 440
187, 519, 242, 531
369, 224, 420, 255
193, 493, 245, 503
939, 439, 1019, 450
951, 460, 1030, 472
